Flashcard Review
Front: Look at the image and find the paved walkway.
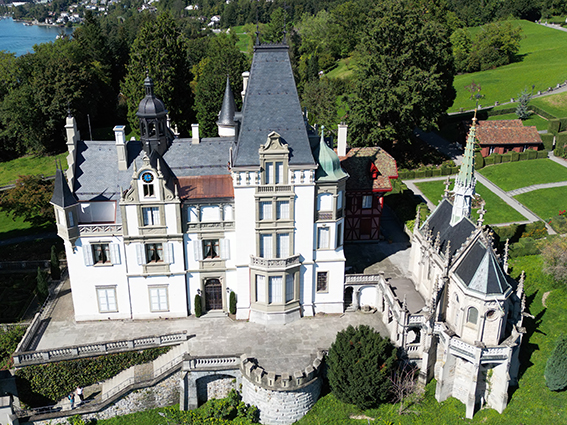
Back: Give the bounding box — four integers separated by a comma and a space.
507, 180, 567, 196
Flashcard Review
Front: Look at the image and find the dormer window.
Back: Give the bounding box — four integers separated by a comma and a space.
259, 132, 289, 186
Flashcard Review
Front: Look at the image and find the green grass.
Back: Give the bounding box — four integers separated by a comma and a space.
0, 153, 67, 186
415, 179, 527, 224
451, 20, 567, 112
230, 25, 251, 53
479, 158, 567, 191
514, 186, 567, 219
531, 91, 567, 118
487, 113, 549, 131
326, 56, 357, 79
0, 209, 55, 241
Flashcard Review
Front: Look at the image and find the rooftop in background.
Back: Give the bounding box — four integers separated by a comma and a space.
178, 175, 234, 200
340, 147, 398, 192
475, 119, 543, 146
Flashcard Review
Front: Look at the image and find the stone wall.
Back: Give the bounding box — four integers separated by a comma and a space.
197, 375, 236, 404
32, 372, 181, 425
241, 375, 321, 425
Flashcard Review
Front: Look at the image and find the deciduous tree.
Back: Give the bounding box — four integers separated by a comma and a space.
348, 0, 456, 150
0, 175, 55, 226
542, 238, 567, 283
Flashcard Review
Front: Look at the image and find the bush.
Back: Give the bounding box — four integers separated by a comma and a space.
519, 151, 529, 161
36, 267, 49, 303
15, 346, 171, 406
545, 335, 567, 391
229, 291, 237, 315
510, 151, 520, 162
549, 119, 561, 134
501, 153, 512, 162
549, 215, 567, 234
541, 133, 554, 151
510, 237, 541, 258
527, 149, 538, 159
537, 150, 548, 158
328, 325, 397, 409
194, 294, 202, 317
0, 326, 26, 370
523, 221, 548, 239
50, 245, 60, 280
493, 153, 502, 164
474, 152, 484, 169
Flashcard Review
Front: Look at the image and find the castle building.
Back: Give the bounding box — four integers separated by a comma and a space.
404, 116, 525, 417
50, 44, 362, 325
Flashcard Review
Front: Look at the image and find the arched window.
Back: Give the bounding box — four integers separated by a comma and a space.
467, 307, 478, 325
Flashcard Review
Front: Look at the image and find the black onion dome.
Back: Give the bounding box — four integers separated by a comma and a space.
137, 76, 168, 118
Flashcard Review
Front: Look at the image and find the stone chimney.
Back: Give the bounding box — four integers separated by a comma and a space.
241, 71, 250, 102
65, 114, 80, 187
114, 125, 128, 171
337, 124, 348, 157
192, 123, 200, 144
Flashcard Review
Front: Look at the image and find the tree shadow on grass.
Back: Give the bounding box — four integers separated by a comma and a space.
508, 290, 546, 401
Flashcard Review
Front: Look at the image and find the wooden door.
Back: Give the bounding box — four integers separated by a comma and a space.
205, 279, 223, 310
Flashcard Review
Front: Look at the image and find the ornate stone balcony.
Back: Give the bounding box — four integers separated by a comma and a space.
78, 224, 123, 236
250, 254, 300, 270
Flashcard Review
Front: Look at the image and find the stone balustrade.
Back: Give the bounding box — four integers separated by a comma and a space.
78, 224, 123, 235
13, 331, 189, 366
250, 254, 300, 269
344, 273, 382, 284
240, 351, 324, 391
184, 355, 240, 371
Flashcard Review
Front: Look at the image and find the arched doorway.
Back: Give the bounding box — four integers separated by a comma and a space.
205, 279, 223, 311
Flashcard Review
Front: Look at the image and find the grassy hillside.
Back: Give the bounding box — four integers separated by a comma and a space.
451, 20, 567, 112
0, 153, 67, 186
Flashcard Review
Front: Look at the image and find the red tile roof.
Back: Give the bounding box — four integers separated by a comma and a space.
476, 121, 543, 146
178, 175, 234, 200
339, 147, 398, 192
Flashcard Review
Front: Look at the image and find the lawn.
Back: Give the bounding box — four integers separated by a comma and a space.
514, 186, 567, 219
326, 56, 357, 79
478, 158, 567, 191
450, 20, 567, 112
0, 209, 54, 241
487, 113, 549, 131
0, 152, 67, 186
531, 91, 567, 118
415, 179, 527, 224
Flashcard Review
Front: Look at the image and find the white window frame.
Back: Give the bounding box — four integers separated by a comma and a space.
149, 286, 169, 312
260, 234, 273, 258
256, 275, 266, 303
276, 233, 290, 258
317, 227, 330, 250
336, 222, 343, 248
142, 206, 160, 226
269, 275, 283, 304
260, 201, 273, 220
97, 286, 118, 313
285, 273, 294, 302
276, 200, 290, 220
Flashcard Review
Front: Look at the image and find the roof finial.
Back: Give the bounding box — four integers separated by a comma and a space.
503, 238, 510, 273
477, 202, 486, 227
255, 3, 260, 46
283, 1, 288, 44
443, 176, 451, 199
67, 101, 71, 118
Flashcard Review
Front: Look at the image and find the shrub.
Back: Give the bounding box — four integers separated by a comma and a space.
510, 237, 540, 258
550, 215, 567, 234
194, 294, 202, 318
519, 151, 529, 161
510, 151, 520, 162
0, 326, 26, 370
493, 153, 502, 164
50, 245, 60, 280
549, 119, 561, 134
328, 325, 397, 410
229, 291, 237, 315
484, 155, 495, 165
474, 152, 484, 169
541, 133, 555, 151
545, 335, 567, 391
501, 153, 512, 162
522, 221, 547, 239
36, 267, 49, 303
15, 346, 170, 406
527, 149, 538, 159
537, 150, 549, 158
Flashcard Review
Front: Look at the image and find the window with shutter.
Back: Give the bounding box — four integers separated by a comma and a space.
83, 245, 94, 266
110, 243, 121, 265
149, 287, 168, 311
286, 273, 294, 302
92, 243, 111, 264
256, 275, 266, 303
203, 240, 220, 259
269, 276, 283, 303
276, 201, 289, 220
97, 287, 117, 312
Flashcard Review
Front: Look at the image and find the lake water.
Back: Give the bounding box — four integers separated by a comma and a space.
0, 17, 74, 56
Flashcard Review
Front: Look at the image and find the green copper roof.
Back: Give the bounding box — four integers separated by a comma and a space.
457, 118, 477, 187
315, 130, 348, 182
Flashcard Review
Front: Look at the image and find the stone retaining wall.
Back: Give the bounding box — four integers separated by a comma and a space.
32, 372, 181, 424
241, 375, 321, 425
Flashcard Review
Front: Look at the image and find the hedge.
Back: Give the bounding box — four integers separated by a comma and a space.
530, 105, 557, 120
15, 346, 171, 407
487, 107, 516, 117
537, 150, 548, 158
541, 133, 555, 151
548, 118, 567, 134
502, 153, 512, 162
510, 151, 520, 162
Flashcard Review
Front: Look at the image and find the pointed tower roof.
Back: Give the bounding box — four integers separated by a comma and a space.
217, 76, 236, 126
50, 167, 78, 208
456, 116, 477, 188
314, 128, 348, 182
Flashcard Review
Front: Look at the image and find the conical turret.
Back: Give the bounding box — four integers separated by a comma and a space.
217, 76, 237, 137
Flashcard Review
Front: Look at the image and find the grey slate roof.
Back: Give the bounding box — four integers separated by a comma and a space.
163, 138, 232, 177
421, 199, 476, 257
50, 168, 78, 208
455, 240, 511, 295
217, 76, 236, 126
233, 45, 315, 168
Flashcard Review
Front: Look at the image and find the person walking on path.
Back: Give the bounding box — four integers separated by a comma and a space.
76, 386, 84, 404
68, 392, 75, 409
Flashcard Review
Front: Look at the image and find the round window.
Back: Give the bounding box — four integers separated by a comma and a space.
486, 309, 497, 320
141, 172, 154, 183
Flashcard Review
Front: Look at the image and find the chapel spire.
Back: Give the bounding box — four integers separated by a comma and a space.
217, 76, 237, 137
450, 113, 477, 226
